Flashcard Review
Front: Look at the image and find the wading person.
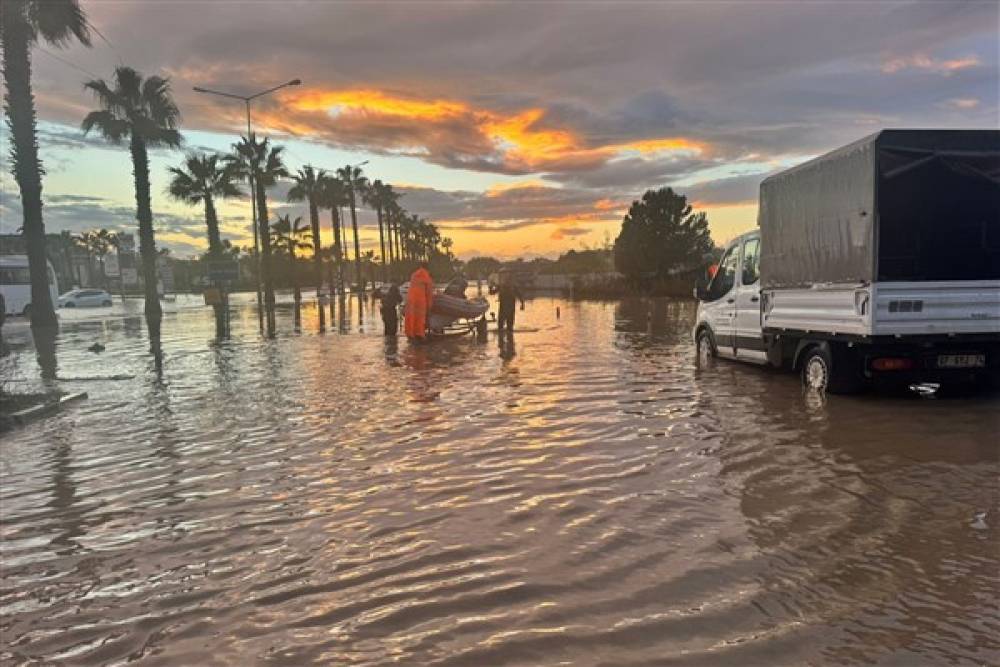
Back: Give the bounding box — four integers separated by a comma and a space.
497, 270, 525, 336
381, 282, 402, 336
404, 261, 433, 341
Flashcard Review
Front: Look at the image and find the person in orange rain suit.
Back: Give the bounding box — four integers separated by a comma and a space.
404, 261, 434, 340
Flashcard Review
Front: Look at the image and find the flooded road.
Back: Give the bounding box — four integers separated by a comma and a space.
2, 294, 998, 665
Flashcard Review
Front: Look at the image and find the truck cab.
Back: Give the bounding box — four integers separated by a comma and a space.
694, 230, 764, 365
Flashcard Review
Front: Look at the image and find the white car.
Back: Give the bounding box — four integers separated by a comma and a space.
59, 289, 114, 308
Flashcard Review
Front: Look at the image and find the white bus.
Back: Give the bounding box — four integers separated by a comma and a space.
0, 255, 60, 318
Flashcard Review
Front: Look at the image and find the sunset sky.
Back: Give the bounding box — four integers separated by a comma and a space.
1, 1, 997, 259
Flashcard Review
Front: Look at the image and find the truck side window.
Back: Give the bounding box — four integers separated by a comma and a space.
711, 246, 737, 298
741, 238, 760, 285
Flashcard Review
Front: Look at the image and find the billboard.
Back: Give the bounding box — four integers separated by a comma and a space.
104, 252, 120, 277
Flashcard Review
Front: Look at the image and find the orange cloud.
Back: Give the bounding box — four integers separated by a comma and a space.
484, 179, 549, 197
881, 54, 981, 75
262, 87, 706, 175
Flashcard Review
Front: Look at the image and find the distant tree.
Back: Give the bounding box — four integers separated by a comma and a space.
2, 0, 91, 328
464, 256, 503, 279
287, 165, 327, 329
336, 164, 368, 293
613, 187, 713, 285
82, 65, 182, 345
362, 179, 397, 281
270, 214, 311, 320
228, 135, 287, 336
318, 174, 349, 296
168, 153, 242, 256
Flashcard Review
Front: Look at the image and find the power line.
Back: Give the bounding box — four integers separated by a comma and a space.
36, 47, 100, 79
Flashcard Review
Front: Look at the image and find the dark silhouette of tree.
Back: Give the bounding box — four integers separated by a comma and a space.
362, 179, 395, 282
318, 174, 349, 297
168, 153, 241, 337
2, 0, 91, 329
168, 153, 242, 256
82, 66, 182, 347
271, 214, 311, 327
287, 165, 327, 330
228, 135, 287, 336
613, 187, 713, 285
336, 164, 367, 294
465, 256, 503, 279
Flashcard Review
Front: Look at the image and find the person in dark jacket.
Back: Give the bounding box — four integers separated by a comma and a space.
496, 270, 524, 335
381, 282, 403, 335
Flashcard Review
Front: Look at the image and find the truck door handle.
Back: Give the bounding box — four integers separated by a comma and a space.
726, 298, 735, 304
750, 296, 759, 303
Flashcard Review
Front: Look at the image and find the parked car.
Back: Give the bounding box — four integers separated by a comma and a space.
694, 129, 999, 394
59, 289, 114, 308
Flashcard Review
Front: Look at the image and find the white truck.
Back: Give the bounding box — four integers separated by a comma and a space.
694, 129, 999, 393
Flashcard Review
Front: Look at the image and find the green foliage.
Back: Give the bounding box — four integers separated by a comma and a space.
82, 67, 182, 148
464, 256, 503, 278
613, 187, 713, 284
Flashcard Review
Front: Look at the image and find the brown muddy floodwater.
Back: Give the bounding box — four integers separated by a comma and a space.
1, 293, 998, 666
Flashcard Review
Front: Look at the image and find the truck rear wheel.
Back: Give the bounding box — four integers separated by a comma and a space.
800, 344, 864, 394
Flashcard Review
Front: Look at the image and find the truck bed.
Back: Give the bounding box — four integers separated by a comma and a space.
763, 281, 1000, 338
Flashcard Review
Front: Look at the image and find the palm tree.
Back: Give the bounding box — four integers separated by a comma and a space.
362, 179, 397, 282
336, 164, 368, 294
271, 214, 311, 324
82, 66, 182, 345
319, 174, 349, 296
2, 0, 91, 329
70, 232, 90, 286
167, 153, 240, 338
385, 199, 406, 266
229, 134, 288, 336
77, 228, 115, 287
287, 165, 328, 330
167, 153, 241, 255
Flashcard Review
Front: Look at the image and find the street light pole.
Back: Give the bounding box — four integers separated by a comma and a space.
193, 79, 302, 333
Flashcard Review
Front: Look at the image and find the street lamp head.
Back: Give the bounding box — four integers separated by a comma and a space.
193, 86, 207, 93
287, 79, 302, 86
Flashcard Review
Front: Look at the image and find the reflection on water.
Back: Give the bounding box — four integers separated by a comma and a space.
1, 294, 998, 665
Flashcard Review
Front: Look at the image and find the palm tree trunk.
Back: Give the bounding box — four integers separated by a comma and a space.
308, 198, 325, 331
376, 204, 387, 282
256, 182, 276, 336
394, 220, 403, 265
330, 207, 344, 297
349, 187, 363, 294
2, 21, 58, 329
204, 193, 223, 254
203, 194, 226, 337
129, 135, 163, 346
385, 214, 395, 276
289, 241, 300, 328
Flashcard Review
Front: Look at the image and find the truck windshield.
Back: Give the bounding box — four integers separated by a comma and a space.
878, 150, 1000, 281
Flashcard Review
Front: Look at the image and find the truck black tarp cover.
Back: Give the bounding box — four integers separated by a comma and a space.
759, 129, 1000, 288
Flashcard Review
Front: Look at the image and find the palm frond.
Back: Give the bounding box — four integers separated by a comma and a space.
31, 0, 92, 48
81, 109, 128, 142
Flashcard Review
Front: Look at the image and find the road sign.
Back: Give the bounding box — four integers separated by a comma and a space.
206, 260, 239, 283
121, 268, 139, 285
118, 233, 135, 254
104, 253, 120, 277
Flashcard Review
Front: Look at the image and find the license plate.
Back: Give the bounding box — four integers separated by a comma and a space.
936, 354, 986, 369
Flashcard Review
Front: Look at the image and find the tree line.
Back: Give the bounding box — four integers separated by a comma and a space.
2, 0, 454, 344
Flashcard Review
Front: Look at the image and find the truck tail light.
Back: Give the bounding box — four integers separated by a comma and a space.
871, 357, 914, 371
